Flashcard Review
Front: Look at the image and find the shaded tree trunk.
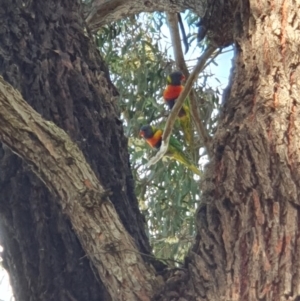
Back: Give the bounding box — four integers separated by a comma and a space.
0, 75, 160, 301
0, 0, 153, 300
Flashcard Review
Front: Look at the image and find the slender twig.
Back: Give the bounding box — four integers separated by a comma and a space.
167, 13, 214, 157
167, 13, 187, 73
184, 48, 232, 62
189, 90, 212, 152
147, 46, 216, 166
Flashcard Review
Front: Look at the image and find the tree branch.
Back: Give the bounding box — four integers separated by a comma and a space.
84, 0, 234, 48
166, 12, 213, 158
147, 45, 216, 166
166, 13, 187, 73
0, 76, 160, 301
84, 0, 206, 32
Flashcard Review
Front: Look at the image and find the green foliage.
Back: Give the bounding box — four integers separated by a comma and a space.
95, 12, 222, 262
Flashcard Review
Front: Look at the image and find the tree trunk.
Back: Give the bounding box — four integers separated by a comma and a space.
155, 1, 300, 300
0, 76, 160, 301
1, 0, 300, 300
0, 0, 153, 300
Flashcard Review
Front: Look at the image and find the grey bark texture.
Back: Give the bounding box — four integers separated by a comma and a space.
0, 76, 160, 301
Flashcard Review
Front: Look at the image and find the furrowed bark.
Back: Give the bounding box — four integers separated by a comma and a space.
190, 0, 300, 300
0, 76, 160, 301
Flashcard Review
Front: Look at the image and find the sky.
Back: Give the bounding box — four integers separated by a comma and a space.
0, 245, 13, 301
0, 12, 234, 301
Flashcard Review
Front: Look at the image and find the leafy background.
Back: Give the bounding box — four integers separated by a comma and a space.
95, 12, 232, 263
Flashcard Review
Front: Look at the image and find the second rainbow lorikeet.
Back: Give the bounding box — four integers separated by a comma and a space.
140, 125, 200, 175
163, 71, 192, 147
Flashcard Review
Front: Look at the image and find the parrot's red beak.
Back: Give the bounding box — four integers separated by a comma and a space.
181, 75, 186, 82
140, 131, 145, 137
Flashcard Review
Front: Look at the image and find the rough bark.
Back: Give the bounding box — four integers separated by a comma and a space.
0, 0, 155, 300
0, 76, 160, 301
153, 0, 300, 300
84, 0, 235, 47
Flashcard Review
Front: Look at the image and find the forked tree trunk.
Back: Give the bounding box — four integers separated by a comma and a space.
0, 0, 153, 300
166, 1, 300, 300
1, 0, 300, 300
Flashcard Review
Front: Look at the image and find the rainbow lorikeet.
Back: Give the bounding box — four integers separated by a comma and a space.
163, 71, 192, 147
140, 125, 200, 175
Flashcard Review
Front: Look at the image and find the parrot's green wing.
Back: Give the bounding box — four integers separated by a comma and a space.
178, 103, 192, 148
169, 135, 184, 152
167, 137, 200, 175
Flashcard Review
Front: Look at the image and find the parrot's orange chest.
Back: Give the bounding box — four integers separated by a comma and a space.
163, 85, 184, 101
146, 130, 163, 149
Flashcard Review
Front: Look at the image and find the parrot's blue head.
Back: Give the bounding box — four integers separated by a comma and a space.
167, 71, 185, 86
140, 125, 155, 139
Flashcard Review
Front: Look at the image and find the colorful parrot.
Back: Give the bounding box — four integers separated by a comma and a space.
140, 125, 200, 175
163, 71, 192, 147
